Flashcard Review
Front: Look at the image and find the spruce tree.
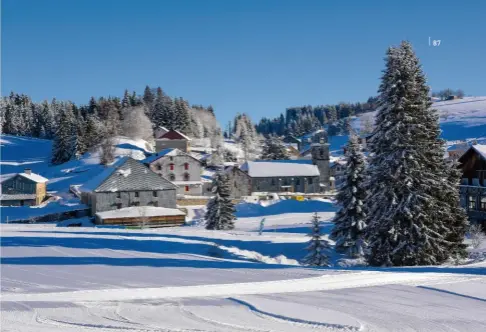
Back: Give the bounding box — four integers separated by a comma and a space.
205, 173, 236, 230
303, 213, 331, 267
330, 134, 367, 257
261, 136, 290, 160
51, 107, 77, 165
364, 41, 466, 266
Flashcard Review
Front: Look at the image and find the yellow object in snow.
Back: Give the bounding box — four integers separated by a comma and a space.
295, 196, 305, 201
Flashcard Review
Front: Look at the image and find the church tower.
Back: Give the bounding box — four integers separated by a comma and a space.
311, 138, 330, 192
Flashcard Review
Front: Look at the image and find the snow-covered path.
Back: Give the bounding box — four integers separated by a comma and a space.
2, 270, 481, 303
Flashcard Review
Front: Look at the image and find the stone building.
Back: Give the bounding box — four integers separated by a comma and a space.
224, 165, 252, 198
0, 169, 48, 206
310, 140, 331, 191
155, 129, 191, 153
241, 161, 321, 193
143, 148, 202, 196
80, 157, 178, 216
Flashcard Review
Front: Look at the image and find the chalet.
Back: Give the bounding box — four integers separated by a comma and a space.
458, 145, 486, 229
155, 129, 191, 153
143, 148, 202, 196
241, 161, 321, 193
0, 169, 48, 206
79, 157, 180, 226
330, 160, 347, 190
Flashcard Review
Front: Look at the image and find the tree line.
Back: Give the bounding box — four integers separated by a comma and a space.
0, 86, 222, 165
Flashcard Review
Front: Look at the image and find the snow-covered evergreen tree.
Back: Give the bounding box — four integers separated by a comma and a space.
51, 106, 77, 165
261, 135, 290, 160
152, 87, 174, 129
330, 134, 367, 257
302, 213, 331, 267
205, 172, 236, 230
364, 41, 467, 266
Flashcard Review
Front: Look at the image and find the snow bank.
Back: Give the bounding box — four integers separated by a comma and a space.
220, 246, 300, 266
236, 199, 336, 218
56, 217, 94, 227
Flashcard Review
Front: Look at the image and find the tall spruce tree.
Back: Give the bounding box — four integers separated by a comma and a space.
330, 134, 367, 257
51, 106, 77, 165
303, 213, 331, 267
205, 172, 236, 230
261, 135, 290, 160
364, 41, 467, 266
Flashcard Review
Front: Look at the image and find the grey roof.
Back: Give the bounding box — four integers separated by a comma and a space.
94, 158, 178, 192
0, 194, 36, 200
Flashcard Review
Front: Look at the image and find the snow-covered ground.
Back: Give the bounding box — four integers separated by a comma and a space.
2, 212, 485, 331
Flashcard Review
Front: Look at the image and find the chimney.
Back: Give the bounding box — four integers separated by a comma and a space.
24, 168, 32, 175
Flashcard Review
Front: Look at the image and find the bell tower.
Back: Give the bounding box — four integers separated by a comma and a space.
311, 138, 330, 192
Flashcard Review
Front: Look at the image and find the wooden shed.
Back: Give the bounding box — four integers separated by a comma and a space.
95, 206, 186, 227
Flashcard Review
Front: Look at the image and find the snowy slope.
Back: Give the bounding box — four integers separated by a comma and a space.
0, 135, 153, 222
1, 217, 485, 332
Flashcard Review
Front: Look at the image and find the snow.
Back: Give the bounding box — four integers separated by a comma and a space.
242, 161, 320, 177
472, 144, 486, 159
17, 172, 49, 183
96, 206, 186, 219
1, 216, 485, 331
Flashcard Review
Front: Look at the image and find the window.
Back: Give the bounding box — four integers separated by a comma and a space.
468, 195, 477, 210
170, 156, 174, 161
116, 192, 121, 198
157, 165, 162, 171
170, 163, 174, 171
153, 191, 158, 197
169, 174, 176, 181
184, 163, 189, 170
135, 192, 139, 198
308, 177, 313, 184
116, 203, 122, 209
184, 173, 190, 181
185, 185, 190, 192
480, 197, 486, 211
295, 178, 300, 186
271, 179, 276, 186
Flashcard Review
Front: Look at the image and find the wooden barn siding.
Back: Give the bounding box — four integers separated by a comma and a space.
97, 214, 185, 226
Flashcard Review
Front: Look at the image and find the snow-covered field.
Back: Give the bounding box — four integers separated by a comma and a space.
2, 213, 486, 332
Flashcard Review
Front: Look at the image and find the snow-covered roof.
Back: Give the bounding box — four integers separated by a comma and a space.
79, 157, 127, 192
472, 145, 486, 160
254, 159, 313, 165
157, 130, 192, 141
242, 161, 320, 178
96, 206, 185, 219
142, 148, 177, 164
0, 193, 37, 200
172, 181, 202, 185
18, 172, 48, 183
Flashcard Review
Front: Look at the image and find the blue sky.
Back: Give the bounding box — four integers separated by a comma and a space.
2, 0, 485, 125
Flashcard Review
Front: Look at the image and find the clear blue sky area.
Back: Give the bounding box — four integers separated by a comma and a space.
2, 0, 485, 125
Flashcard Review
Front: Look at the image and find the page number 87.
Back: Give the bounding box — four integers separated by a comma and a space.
429, 37, 441, 46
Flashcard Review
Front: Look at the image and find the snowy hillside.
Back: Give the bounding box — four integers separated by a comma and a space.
0, 135, 153, 222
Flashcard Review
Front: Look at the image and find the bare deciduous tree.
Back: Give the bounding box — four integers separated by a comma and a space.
469, 224, 485, 249
122, 106, 154, 142
100, 136, 115, 165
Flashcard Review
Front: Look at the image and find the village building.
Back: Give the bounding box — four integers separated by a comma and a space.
0, 169, 48, 206
329, 159, 347, 190
95, 206, 185, 227
241, 160, 321, 193
457, 145, 486, 230
224, 165, 252, 198
447, 140, 471, 161
155, 129, 191, 153
143, 148, 202, 196
282, 135, 302, 151
79, 157, 180, 224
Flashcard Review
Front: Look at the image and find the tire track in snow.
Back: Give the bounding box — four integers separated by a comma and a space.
228, 297, 360, 331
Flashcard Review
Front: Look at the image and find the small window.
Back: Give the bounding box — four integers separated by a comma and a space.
295, 178, 300, 186
271, 179, 276, 186
169, 174, 176, 181
184, 173, 190, 181
170, 163, 174, 171
157, 165, 162, 171
116, 203, 122, 209
480, 197, 486, 211
184, 163, 189, 170
153, 191, 158, 197
185, 185, 190, 192
135, 192, 139, 198
468, 195, 476, 210
308, 177, 313, 184
116, 192, 121, 198
170, 156, 174, 161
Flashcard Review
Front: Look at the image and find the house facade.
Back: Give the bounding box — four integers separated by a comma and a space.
458, 145, 486, 229
330, 160, 347, 190
143, 148, 202, 196
0, 169, 48, 206
241, 161, 321, 193
155, 129, 191, 153
80, 157, 178, 216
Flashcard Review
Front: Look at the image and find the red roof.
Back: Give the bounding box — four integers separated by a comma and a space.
159, 130, 191, 140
